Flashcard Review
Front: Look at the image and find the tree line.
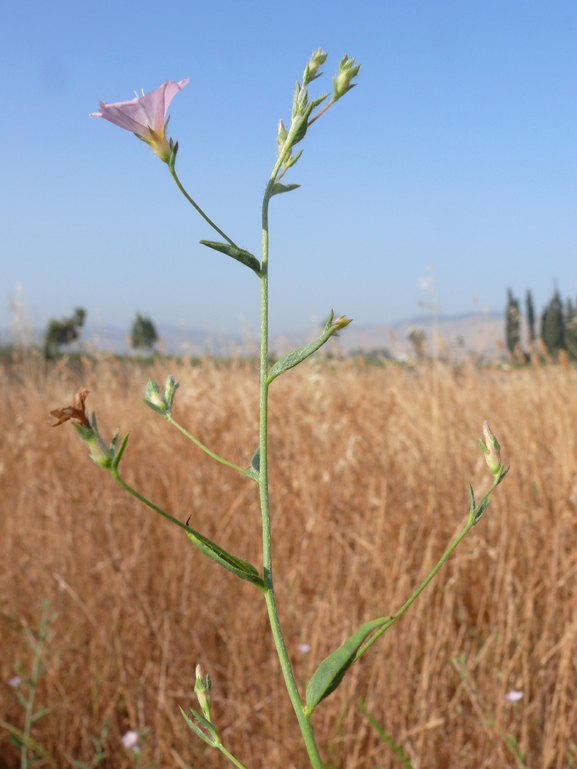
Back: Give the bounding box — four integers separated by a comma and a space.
506, 289, 577, 361
44, 310, 159, 356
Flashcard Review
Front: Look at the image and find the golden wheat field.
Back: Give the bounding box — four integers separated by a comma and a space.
1, 354, 576, 768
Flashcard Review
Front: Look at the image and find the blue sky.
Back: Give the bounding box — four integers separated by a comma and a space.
1, 0, 576, 337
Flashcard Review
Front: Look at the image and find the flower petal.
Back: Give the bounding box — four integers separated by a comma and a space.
90, 78, 189, 139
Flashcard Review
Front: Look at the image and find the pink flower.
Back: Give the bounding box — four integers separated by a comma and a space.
90, 78, 189, 162
504, 690, 523, 703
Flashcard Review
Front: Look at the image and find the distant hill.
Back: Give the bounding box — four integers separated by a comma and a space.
1, 311, 506, 358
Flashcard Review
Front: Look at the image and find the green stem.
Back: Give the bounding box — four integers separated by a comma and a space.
169, 166, 239, 248
167, 415, 253, 478
259, 182, 324, 769
0, 718, 58, 769
22, 615, 46, 768
110, 468, 190, 533
217, 743, 249, 769
355, 520, 474, 661
307, 99, 335, 126
355, 476, 504, 661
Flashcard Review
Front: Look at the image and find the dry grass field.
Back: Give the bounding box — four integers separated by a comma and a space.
1, 354, 576, 768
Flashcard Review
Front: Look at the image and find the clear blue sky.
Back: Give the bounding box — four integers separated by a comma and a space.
1, 0, 576, 337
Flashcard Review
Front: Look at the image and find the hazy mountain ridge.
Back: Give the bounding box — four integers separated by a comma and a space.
2, 311, 506, 358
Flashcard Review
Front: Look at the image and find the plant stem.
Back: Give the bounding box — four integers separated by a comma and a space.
21, 610, 47, 769
110, 469, 190, 533
169, 166, 239, 248
217, 743, 249, 769
167, 415, 252, 478
355, 519, 474, 661
259, 182, 324, 769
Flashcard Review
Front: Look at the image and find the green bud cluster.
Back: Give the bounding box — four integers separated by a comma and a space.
143, 376, 180, 417
332, 55, 361, 101
275, 49, 361, 177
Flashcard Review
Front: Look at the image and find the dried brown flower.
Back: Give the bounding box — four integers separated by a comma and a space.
50, 387, 91, 428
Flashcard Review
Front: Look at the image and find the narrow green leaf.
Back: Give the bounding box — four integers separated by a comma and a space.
305, 617, 391, 715
250, 447, 260, 473
200, 240, 261, 275
498, 466, 510, 484
109, 429, 120, 456
473, 496, 490, 525
358, 700, 413, 768
185, 527, 265, 590
30, 707, 52, 724
310, 93, 329, 110
179, 707, 216, 747
267, 310, 351, 383
111, 433, 129, 470
0, 717, 59, 769
283, 148, 304, 170
467, 483, 475, 515
271, 183, 301, 196
168, 141, 179, 173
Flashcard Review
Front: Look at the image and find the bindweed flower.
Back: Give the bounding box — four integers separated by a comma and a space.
7, 676, 21, 688
194, 664, 213, 722
297, 643, 311, 654
478, 420, 502, 476
90, 78, 189, 163
121, 730, 140, 752
504, 689, 523, 703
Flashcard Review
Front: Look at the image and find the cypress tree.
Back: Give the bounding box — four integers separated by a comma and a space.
565, 298, 577, 360
525, 290, 535, 348
541, 291, 565, 357
505, 289, 521, 354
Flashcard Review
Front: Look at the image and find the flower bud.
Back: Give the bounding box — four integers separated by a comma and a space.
332, 315, 353, 332
163, 375, 179, 414
71, 416, 112, 468
478, 420, 502, 476
277, 120, 288, 153
143, 378, 166, 412
194, 664, 212, 722
303, 48, 328, 85
332, 54, 361, 101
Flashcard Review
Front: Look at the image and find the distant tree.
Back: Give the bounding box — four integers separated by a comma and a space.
541, 291, 565, 357
565, 298, 577, 360
505, 289, 521, 355
525, 290, 536, 349
130, 313, 158, 350
45, 308, 86, 355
